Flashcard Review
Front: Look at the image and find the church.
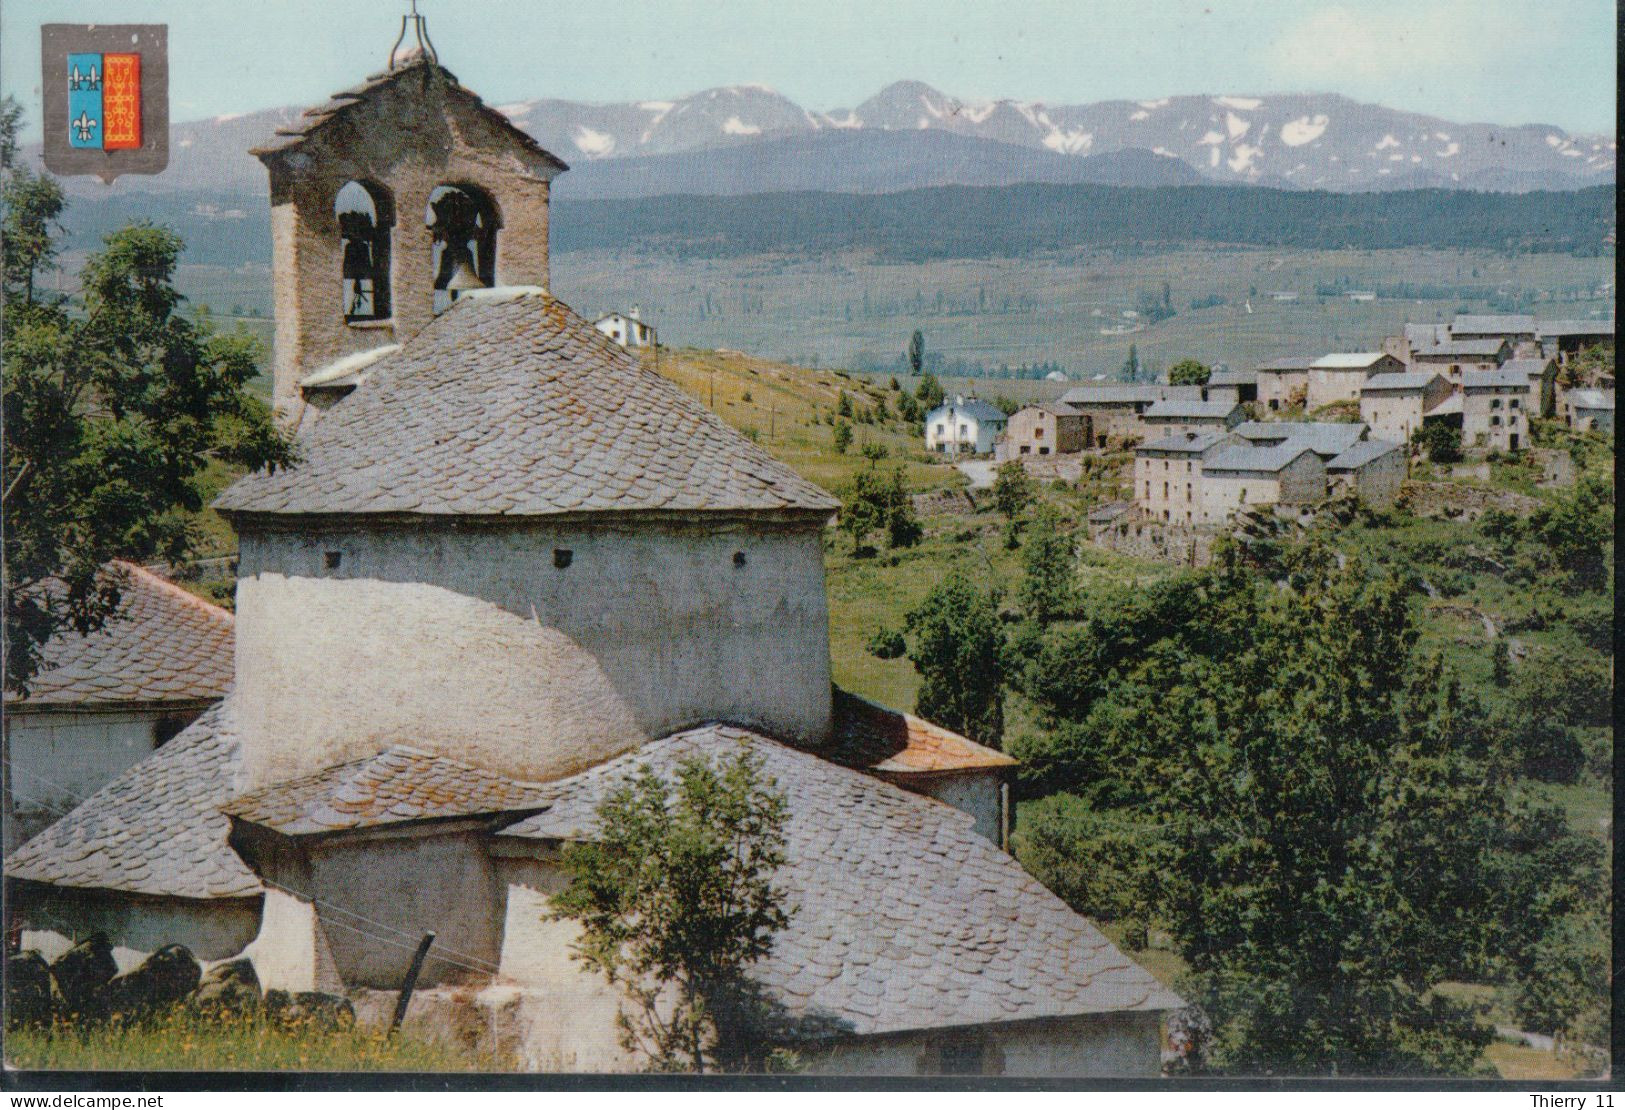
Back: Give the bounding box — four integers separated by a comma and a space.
6, 24, 1179, 1075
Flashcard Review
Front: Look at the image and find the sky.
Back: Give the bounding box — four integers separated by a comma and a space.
2, 0, 1616, 138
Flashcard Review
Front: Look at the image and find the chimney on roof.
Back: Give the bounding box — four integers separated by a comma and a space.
630, 304, 641, 321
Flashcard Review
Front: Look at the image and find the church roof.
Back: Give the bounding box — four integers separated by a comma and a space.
5, 702, 262, 901
825, 688, 1016, 775
223, 745, 551, 837
215, 289, 840, 520
498, 725, 1181, 1036
6, 562, 234, 708
249, 56, 567, 173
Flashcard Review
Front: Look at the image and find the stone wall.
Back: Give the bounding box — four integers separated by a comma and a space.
234, 517, 833, 789
1088, 517, 1216, 567
805, 1010, 1164, 1077
1396, 481, 1542, 521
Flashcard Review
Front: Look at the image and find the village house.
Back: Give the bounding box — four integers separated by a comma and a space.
1500, 357, 1558, 418
3, 563, 233, 854
1412, 338, 1511, 386
592, 306, 655, 349
1058, 383, 1202, 445
999, 401, 1091, 458
1538, 319, 1614, 364
1461, 368, 1531, 452
1201, 367, 1258, 406
1325, 439, 1406, 506
1305, 352, 1404, 411
1232, 420, 1368, 459
1382, 323, 1449, 368
1358, 372, 1454, 444
925, 395, 1007, 455
6, 36, 1179, 1077
1563, 387, 1615, 433
1450, 313, 1539, 355
1140, 399, 1244, 438
1197, 442, 1327, 525
1252, 357, 1314, 411
1133, 430, 1231, 524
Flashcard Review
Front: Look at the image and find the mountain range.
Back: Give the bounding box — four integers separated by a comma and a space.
38, 81, 1614, 201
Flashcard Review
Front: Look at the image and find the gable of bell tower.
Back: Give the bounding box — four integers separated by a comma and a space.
253, 47, 567, 418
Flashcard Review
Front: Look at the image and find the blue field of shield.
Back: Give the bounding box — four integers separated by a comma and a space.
68, 52, 104, 148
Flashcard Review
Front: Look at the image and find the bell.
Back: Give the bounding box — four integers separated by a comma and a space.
341, 238, 373, 281
445, 256, 485, 294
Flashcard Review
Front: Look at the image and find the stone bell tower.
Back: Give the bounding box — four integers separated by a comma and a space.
251, 9, 567, 418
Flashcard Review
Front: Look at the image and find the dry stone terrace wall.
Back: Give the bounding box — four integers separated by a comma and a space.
1397, 481, 1542, 521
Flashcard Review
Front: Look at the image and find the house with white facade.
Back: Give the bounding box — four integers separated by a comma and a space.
6, 37, 1179, 1077
1359, 372, 1454, 445
1306, 353, 1404, 411
1462, 368, 1531, 452
925, 396, 1008, 455
593, 307, 655, 349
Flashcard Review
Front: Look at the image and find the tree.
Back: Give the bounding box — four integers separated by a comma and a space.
903, 571, 1006, 747
2, 101, 292, 692
896, 392, 921, 425
1167, 358, 1210, 386
551, 747, 794, 1072
915, 371, 944, 412
1018, 505, 1074, 624
1527, 474, 1612, 591
1121, 344, 1141, 382
1413, 421, 1462, 464
836, 391, 853, 420
832, 420, 853, 455
992, 461, 1035, 524
840, 464, 919, 554
908, 330, 925, 377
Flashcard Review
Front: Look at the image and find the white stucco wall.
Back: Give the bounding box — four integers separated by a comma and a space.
233, 519, 833, 789
7, 710, 163, 835
804, 1010, 1164, 1077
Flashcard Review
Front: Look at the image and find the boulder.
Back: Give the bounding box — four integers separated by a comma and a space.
107, 945, 201, 1018
6, 951, 56, 1026
190, 957, 261, 1016
265, 989, 355, 1032
49, 932, 116, 1019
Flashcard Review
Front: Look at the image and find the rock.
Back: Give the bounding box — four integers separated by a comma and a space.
265, 989, 355, 1032
189, 957, 262, 1016
6, 951, 56, 1026
107, 945, 201, 1018
49, 932, 116, 1019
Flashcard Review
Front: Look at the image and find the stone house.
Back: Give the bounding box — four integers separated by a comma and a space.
1134, 430, 1232, 525
925, 396, 1007, 455
592, 307, 655, 349
1000, 401, 1090, 458
1141, 399, 1244, 438
1058, 384, 1202, 446
1201, 368, 1257, 406
1325, 440, 1406, 507
1252, 357, 1314, 412
1451, 314, 1539, 355
1538, 319, 1614, 364
1499, 357, 1557, 418
1563, 388, 1614, 433
1198, 443, 1327, 525
1383, 324, 1449, 368
1305, 353, 1404, 411
1358, 372, 1454, 445
1461, 368, 1531, 452
7, 39, 1178, 1077
1232, 420, 1368, 460
3, 562, 233, 853
1412, 339, 1511, 386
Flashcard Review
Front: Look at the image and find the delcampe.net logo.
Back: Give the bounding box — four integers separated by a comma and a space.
40, 23, 168, 184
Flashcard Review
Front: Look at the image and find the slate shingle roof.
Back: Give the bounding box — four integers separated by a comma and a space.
1202, 444, 1315, 474
1060, 385, 1202, 405
1326, 439, 1403, 471
498, 725, 1181, 1036
1142, 399, 1241, 421
1568, 389, 1614, 410
1538, 320, 1614, 339
927, 399, 1007, 424
223, 745, 551, 836
1463, 369, 1536, 390
1360, 373, 1444, 392
4, 702, 261, 900
1253, 357, 1316, 373
1451, 314, 1536, 336
1415, 339, 1509, 358
1137, 430, 1232, 455
1205, 368, 1256, 387
215, 290, 839, 519
249, 57, 567, 173
6, 562, 234, 708
1234, 421, 1366, 457
1501, 358, 1555, 377
824, 688, 1015, 775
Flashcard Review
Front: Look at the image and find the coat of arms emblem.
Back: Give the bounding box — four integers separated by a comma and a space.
42, 24, 167, 182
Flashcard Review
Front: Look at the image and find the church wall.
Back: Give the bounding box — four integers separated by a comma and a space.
233, 518, 833, 789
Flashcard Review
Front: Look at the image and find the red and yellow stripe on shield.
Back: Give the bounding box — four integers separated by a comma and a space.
102, 53, 141, 150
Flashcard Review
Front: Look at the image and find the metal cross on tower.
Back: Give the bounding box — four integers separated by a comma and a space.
388, 0, 439, 70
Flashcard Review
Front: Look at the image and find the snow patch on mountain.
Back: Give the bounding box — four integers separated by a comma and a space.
573, 126, 615, 156
1281, 114, 1329, 147
1375, 134, 1401, 150
1138, 98, 1170, 109
1225, 112, 1250, 140
1042, 128, 1094, 155
723, 116, 762, 136
1129, 109, 1149, 121
1228, 144, 1261, 174
1214, 96, 1263, 110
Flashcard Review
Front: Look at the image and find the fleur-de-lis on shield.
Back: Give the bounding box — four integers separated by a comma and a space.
72, 112, 97, 142
69, 63, 100, 90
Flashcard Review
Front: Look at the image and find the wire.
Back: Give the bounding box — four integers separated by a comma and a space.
258, 877, 500, 974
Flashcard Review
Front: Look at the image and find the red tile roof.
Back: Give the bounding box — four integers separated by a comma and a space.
826, 688, 1016, 774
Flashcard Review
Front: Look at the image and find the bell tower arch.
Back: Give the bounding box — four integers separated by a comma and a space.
252, 18, 567, 418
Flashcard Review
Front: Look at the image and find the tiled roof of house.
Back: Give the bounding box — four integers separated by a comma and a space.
1463, 369, 1535, 390
4, 702, 261, 900
1568, 389, 1614, 410
1360, 373, 1443, 392
1032, 401, 1082, 418
825, 688, 1015, 775
498, 725, 1181, 1037
6, 562, 234, 708
928, 398, 1007, 423
1403, 324, 1449, 347
222, 746, 551, 837
1415, 339, 1508, 358
1311, 352, 1391, 370
1538, 320, 1614, 339
1234, 421, 1366, 457
1326, 439, 1403, 471
1202, 444, 1316, 474
1138, 430, 1233, 455
250, 57, 567, 172
216, 290, 839, 519
1501, 358, 1555, 377
1143, 400, 1240, 421
1205, 368, 1257, 387
1253, 357, 1315, 373
1059, 385, 1202, 405
1451, 314, 1536, 336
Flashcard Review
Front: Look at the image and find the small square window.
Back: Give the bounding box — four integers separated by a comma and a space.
324, 551, 341, 570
